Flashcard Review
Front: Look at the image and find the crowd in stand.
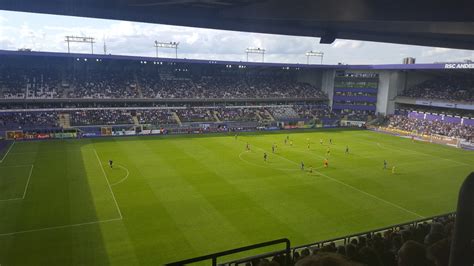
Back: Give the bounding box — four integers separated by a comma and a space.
270, 107, 300, 120
66, 71, 139, 99
123, 75, 325, 99
248, 216, 455, 266
175, 108, 214, 122
215, 108, 260, 122
0, 68, 326, 99
402, 76, 474, 102
293, 105, 341, 121
387, 115, 473, 140
0, 111, 59, 129
69, 110, 134, 126
136, 110, 177, 125
0, 105, 343, 130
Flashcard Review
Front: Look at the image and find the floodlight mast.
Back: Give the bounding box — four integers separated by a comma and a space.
65, 36, 95, 54
306, 51, 324, 64
154, 41, 179, 59
246, 48, 266, 62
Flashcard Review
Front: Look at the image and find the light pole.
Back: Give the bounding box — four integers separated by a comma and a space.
245, 48, 266, 62
306, 51, 324, 64
65, 36, 95, 54
154, 41, 180, 58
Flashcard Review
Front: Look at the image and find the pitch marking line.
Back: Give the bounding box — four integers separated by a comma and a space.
93, 148, 123, 219
366, 138, 471, 167
238, 151, 300, 172
110, 164, 130, 186
247, 141, 425, 219
0, 141, 15, 163
0, 217, 122, 237
0, 154, 123, 237
0, 164, 34, 202
21, 165, 34, 199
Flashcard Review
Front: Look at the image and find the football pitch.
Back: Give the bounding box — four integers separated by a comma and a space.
0, 129, 472, 265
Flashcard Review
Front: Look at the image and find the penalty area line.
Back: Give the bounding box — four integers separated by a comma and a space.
0, 141, 15, 163
0, 164, 34, 202
93, 148, 123, 219
21, 165, 34, 199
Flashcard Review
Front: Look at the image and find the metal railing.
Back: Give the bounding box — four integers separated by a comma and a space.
291, 213, 456, 252
165, 238, 290, 266
222, 212, 456, 265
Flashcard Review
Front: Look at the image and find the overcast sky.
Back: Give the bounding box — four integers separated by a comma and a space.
0, 10, 473, 65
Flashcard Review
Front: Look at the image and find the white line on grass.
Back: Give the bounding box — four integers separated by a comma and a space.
238, 151, 300, 172
0, 197, 22, 202
21, 165, 34, 199
373, 141, 470, 167
0, 164, 34, 202
0, 164, 34, 169
110, 164, 130, 186
0, 141, 15, 163
313, 171, 424, 219
93, 148, 123, 219
247, 141, 425, 219
0, 217, 122, 237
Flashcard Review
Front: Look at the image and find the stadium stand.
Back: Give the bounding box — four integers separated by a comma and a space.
0, 111, 60, 130
69, 110, 135, 126
401, 75, 474, 102
386, 115, 474, 141
0, 66, 326, 100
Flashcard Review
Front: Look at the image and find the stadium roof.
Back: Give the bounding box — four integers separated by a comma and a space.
2, 49, 473, 70
0, 0, 473, 50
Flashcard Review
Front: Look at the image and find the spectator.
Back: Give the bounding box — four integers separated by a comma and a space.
397, 240, 430, 266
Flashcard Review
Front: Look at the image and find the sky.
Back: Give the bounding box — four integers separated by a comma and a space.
0, 10, 473, 65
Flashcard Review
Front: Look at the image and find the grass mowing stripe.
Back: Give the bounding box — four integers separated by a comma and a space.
93, 148, 123, 219
0, 129, 469, 265
244, 139, 425, 219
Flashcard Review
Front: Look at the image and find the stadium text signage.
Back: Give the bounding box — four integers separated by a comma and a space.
444, 63, 474, 69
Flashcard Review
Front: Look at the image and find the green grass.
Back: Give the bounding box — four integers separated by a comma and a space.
0, 129, 472, 265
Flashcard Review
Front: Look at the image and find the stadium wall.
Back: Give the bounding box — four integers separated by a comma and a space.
321, 70, 336, 106
377, 71, 404, 115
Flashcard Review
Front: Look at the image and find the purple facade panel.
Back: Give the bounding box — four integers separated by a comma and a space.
425, 114, 442, 121
332, 105, 376, 111
444, 116, 462, 124
408, 112, 424, 120
463, 118, 474, 126
334, 88, 378, 93
333, 95, 377, 102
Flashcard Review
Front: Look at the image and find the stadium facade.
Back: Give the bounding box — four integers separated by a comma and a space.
0, 49, 473, 147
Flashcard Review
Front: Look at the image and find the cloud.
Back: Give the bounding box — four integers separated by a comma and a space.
422, 47, 451, 57
332, 40, 364, 49
0, 10, 472, 64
